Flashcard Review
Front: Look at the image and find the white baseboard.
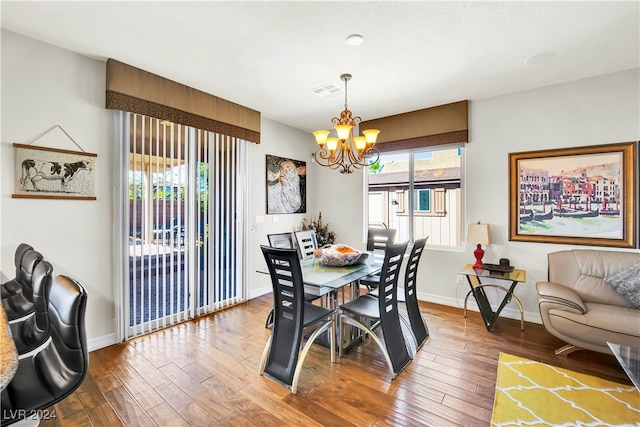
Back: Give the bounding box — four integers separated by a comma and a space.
249, 287, 542, 324
250, 285, 272, 300
88, 333, 116, 352
417, 291, 542, 324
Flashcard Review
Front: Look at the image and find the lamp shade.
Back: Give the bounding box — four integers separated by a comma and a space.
467, 223, 491, 245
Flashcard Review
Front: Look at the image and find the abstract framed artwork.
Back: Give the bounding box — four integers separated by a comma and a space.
266, 155, 307, 214
509, 141, 637, 248
13, 143, 97, 200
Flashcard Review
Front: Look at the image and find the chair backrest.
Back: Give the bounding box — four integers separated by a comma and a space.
10, 260, 53, 354
30, 260, 54, 341
295, 230, 318, 259
42, 274, 88, 400
404, 237, 429, 346
17, 250, 44, 299
267, 232, 295, 249
2, 274, 88, 424
367, 228, 397, 252
13, 243, 33, 275
375, 241, 410, 373
260, 245, 305, 386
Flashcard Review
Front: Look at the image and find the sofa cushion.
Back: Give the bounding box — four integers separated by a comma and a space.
550, 250, 640, 307
605, 262, 640, 308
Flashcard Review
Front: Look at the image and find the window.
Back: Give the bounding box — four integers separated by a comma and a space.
116, 112, 249, 340
367, 145, 463, 247
414, 189, 430, 212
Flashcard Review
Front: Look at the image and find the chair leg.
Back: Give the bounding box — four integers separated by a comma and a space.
291, 320, 334, 394
340, 314, 396, 380
265, 308, 274, 328
259, 335, 272, 375
399, 313, 417, 359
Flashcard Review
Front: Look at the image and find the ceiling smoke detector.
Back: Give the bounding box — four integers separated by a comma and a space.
346, 34, 364, 46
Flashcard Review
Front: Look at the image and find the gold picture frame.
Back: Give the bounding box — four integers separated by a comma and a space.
509, 141, 637, 248
13, 143, 97, 200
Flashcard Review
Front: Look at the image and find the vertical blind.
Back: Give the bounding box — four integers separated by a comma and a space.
116, 112, 249, 340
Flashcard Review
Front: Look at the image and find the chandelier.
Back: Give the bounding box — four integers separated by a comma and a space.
312, 74, 380, 174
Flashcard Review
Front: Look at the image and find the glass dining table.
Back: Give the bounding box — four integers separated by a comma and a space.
258, 250, 385, 308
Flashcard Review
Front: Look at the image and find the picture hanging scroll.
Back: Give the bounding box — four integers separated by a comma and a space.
13, 143, 97, 200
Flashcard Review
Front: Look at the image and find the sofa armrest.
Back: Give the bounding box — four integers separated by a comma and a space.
536, 281, 586, 314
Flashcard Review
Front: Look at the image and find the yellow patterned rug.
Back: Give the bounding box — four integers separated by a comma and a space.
491, 353, 640, 426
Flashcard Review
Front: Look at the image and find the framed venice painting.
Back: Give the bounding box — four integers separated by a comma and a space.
509, 141, 637, 248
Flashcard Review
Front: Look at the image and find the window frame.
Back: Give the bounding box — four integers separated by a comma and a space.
365, 143, 465, 249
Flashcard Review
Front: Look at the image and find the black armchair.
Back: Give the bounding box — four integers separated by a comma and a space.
1, 275, 88, 426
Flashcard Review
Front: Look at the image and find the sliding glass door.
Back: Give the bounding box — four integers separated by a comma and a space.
114, 112, 249, 339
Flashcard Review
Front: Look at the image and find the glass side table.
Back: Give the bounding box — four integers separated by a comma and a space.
459, 264, 527, 331
608, 342, 640, 390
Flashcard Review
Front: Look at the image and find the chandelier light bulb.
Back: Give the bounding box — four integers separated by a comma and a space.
326, 138, 339, 152
313, 130, 330, 146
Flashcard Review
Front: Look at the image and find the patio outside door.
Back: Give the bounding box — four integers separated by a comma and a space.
115, 112, 249, 339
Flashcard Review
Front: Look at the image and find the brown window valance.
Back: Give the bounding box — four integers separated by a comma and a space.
106, 59, 261, 143
360, 100, 468, 152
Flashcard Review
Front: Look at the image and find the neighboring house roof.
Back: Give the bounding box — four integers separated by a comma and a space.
368, 167, 461, 189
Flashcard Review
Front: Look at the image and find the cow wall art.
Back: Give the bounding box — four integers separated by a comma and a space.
266, 155, 306, 214
13, 144, 97, 200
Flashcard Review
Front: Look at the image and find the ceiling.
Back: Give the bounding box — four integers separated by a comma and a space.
2, 1, 638, 134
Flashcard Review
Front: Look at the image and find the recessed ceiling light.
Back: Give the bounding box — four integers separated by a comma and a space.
346, 34, 364, 46
525, 50, 557, 65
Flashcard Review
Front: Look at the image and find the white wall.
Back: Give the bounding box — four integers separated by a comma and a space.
248, 118, 318, 297
2, 30, 638, 347
1, 30, 115, 344
317, 68, 640, 324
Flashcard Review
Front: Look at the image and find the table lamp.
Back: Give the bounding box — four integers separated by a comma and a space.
467, 222, 491, 268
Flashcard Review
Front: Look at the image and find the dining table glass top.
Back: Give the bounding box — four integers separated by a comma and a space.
258, 250, 384, 289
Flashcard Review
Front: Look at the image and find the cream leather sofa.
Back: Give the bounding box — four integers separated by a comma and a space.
536, 249, 640, 355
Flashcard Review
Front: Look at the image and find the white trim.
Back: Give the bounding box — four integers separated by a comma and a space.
113, 110, 129, 344
417, 291, 542, 324
88, 333, 117, 352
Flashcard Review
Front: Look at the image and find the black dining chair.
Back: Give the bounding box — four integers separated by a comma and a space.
1, 274, 88, 426
364, 237, 430, 354
258, 245, 336, 394
264, 233, 330, 328
360, 228, 397, 291
9, 260, 53, 355
2, 250, 44, 321
294, 230, 318, 259
367, 228, 397, 252
397, 237, 430, 351
338, 241, 412, 380
1, 243, 33, 299
267, 232, 295, 249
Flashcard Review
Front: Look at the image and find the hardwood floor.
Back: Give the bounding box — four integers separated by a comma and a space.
40, 295, 629, 426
